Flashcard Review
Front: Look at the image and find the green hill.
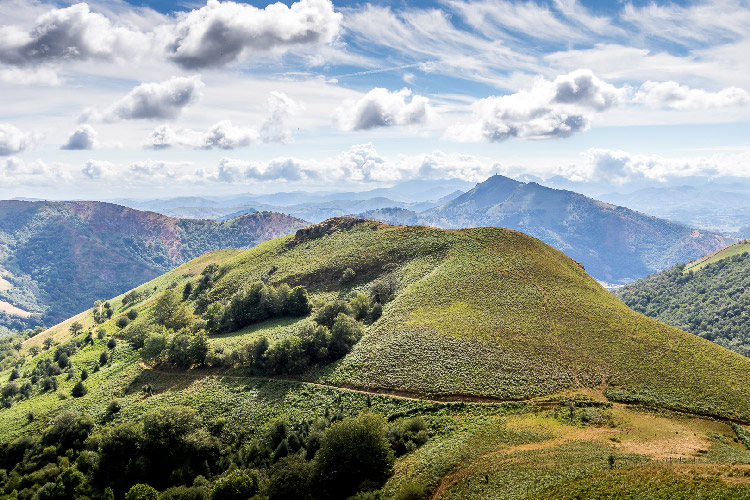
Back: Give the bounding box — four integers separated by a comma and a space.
1, 218, 749, 499
615, 241, 750, 356
0, 200, 306, 332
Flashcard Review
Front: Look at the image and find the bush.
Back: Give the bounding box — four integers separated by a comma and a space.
99, 351, 108, 366
341, 268, 356, 283
210, 469, 259, 500
80, 369, 88, 381
127, 309, 139, 321
125, 483, 159, 500
329, 313, 363, 360
116, 316, 130, 329
107, 338, 117, 349
142, 333, 168, 364
57, 352, 69, 369
265, 455, 313, 500
71, 381, 87, 398
314, 301, 352, 329
313, 413, 394, 499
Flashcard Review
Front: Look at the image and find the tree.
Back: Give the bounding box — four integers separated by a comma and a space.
99, 351, 109, 366
189, 333, 209, 367
287, 286, 312, 316
167, 333, 193, 368
142, 333, 168, 364
97, 327, 106, 339
116, 316, 130, 329
29, 345, 41, 356
125, 484, 159, 500
265, 455, 313, 500
80, 369, 88, 381
349, 293, 370, 321
210, 469, 259, 500
107, 337, 117, 349
153, 290, 193, 331
69, 321, 84, 336
314, 301, 352, 329
329, 313, 363, 360
71, 381, 87, 398
313, 413, 394, 499
57, 352, 69, 369
8, 368, 19, 381
43, 337, 54, 350
127, 309, 139, 321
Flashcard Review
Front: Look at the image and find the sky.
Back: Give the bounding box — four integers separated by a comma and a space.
0, 0, 749, 199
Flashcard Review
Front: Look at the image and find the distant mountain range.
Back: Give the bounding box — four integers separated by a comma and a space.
111, 178, 474, 221
361, 175, 732, 285
0, 201, 305, 331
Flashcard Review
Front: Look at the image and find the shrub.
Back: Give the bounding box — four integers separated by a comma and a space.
125, 483, 159, 500
99, 351, 108, 366
313, 413, 394, 499
127, 309, 139, 321
265, 455, 313, 500
329, 313, 363, 360
71, 381, 87, 398
57, 352, 69, 369
341, 268, 356, 283
116, 316, 130, 329
107, 338, 117, 349
142, 333, 168, 364
314, 301, 352, 329
97, 327, 106, 339
210, 469, 259, 500
80, 369, 88, 381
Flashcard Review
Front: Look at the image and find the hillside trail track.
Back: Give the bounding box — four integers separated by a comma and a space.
137, 362, 560, 407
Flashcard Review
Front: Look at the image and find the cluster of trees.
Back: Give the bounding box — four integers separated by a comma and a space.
202, 282, 311, 335
202, 291, 384, 375
92, 301, 114, 324
0, 406, 428, 500
615, 252, 750, 356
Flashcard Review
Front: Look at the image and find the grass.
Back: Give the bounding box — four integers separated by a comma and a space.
685, 239, 750, 272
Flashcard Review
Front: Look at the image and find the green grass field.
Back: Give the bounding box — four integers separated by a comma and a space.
685, 239, 750, 272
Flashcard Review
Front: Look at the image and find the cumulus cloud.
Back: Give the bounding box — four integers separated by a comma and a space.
165, 0, 341, 69
0, 3, 146, 66
61, 124, 98, 150
81, 159, 116, 179
562, 148, 750, 184
445, 69, 624, 142
83, 76, 203, 122
0, 124, 39, 156
633, 81, 750, 110
144, 92, 298, 149
208, 157, 320, 182
334, 88, 432, 131
0, 156, 70, 185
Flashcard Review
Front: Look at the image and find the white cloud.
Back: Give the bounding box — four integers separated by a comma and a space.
81, 159, 116, 180
144, 91, 298, 149
0, 156, 70, 185
634, 81, 750, 110
562, 148, 750, 184
0, 67, 61, 85
334, 88, 432, 131
0, 123, 39, 156
0, 3, 146, 66
165, 0, 341, 69
445, 69, 623, 142
83, 76, 204, 122
61, 124, 98, 150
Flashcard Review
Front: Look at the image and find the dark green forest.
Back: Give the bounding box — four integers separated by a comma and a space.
615, 252, 750, 356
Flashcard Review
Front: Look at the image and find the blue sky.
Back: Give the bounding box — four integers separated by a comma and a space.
0, 0, 748, 199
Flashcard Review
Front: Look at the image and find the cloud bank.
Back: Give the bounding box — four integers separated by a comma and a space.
0, 124, 38, 156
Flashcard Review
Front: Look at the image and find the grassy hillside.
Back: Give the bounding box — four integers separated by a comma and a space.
615, 243, 750, 356
1, 218, 749, 499
685, 239, 750, 272
362, 175, 732, 285
0, 201, 306, 331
